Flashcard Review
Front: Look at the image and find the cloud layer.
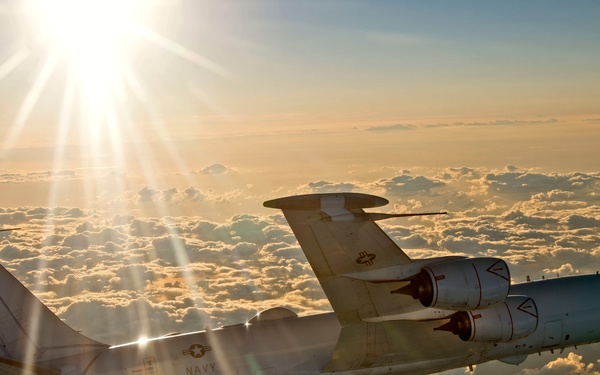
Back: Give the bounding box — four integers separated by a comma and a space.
2, 167, 600, 357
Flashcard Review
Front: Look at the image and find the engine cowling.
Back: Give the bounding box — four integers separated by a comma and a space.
398, 257, 510, 310
435, 295, 538, 343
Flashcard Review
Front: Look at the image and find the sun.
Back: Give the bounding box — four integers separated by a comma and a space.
3, 0, 228, 144
32, 0, 139, 78
23, 0, 149, 131
31, 0, 144, 49
1, 0, 230, 211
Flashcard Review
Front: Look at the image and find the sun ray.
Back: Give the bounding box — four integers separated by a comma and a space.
138, 27, 233, 80
0, 48, 31, 81
3, 50, 60, 151
47, 61, 77, 209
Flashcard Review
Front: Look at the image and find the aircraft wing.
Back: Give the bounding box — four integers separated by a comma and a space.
0, 264, 108, 371
264, 193, 445, 325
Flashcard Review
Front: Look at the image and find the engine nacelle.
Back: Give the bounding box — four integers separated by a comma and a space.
398, 257, 510, 310
435, 295, 538, 343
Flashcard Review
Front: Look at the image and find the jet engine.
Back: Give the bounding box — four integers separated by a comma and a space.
397, 257, 510, 310
435, 295, 538, 343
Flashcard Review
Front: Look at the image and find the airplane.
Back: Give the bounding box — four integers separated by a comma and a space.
1, 192, 600, 375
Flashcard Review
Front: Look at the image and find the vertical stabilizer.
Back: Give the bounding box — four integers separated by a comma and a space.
0, 264, 108, 371
264, 193, 420, 325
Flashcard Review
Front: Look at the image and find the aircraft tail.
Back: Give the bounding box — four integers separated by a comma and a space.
264, 193, 443, 325
0, 264, 108, 373
265, 194, 486, 373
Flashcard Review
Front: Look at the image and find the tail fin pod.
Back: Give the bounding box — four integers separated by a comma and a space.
265, 193, 433, 324
0, 264, 108, 368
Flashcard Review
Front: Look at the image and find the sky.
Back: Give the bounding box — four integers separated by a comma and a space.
0, 0, 600, 374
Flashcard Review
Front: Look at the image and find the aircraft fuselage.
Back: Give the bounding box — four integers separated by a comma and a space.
86, 312, 340, 375
80, 274, 600, 375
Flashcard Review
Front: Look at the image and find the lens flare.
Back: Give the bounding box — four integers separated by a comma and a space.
3, 0, 228, 148
0, 1, 229, 322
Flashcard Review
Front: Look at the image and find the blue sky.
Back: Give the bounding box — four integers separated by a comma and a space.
165, 0, 600, 120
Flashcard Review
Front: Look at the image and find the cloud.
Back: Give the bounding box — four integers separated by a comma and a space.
162, 188, 179, 202
2, 166, 600, 354
137, 186, 208, 204
138, 187, 159, 202
0, 244, 40, 260
564, 214, 600, 230
130, 219, 168, 237
183, 187, 206, 202
517, 352, 600, 375
459, 119, 558, 127
61, 233, 90, 249
0, 211, 28, 226
362, 119, 559, 133
191, 221, 234, 243
196, 163, 233, 175
299, 181, 359, 193
543, 262, 579, 276
151, 235, 191, 265
65, 208, 86, 218
367, 124, 415, 132
371, 173, 446, 195
0, 170, 77, 183
484, 170, 600, 199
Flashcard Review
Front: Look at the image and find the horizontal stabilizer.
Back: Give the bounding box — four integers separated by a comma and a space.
264, 193, 389, 211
